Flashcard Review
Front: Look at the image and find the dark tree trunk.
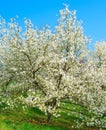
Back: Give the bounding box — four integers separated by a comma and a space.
46, 98, 57, 123
47, 113, 52, 123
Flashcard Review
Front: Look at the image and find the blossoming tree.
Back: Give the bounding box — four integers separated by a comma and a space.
0, 6, 106, 127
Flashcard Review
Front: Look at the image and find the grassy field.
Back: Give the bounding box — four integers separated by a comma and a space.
0, 101, 106, 130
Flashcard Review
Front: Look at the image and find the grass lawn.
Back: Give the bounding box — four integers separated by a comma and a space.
0, 101, 106, 130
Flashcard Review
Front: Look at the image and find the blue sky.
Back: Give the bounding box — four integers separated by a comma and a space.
0, 0, 106, 49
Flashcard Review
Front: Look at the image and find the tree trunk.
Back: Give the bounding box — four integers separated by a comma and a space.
47, 113, 52, 123
46, 98, 56, 123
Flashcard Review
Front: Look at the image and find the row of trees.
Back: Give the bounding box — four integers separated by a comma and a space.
0, 6, 106, 127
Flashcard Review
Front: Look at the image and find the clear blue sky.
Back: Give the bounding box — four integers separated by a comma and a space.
0, 0, 106, 49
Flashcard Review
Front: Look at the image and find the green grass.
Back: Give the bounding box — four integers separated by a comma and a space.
0, 101, 106, 130
0, 111, 68, 130
0, 120, 68, 130
0, 106, 69, 130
